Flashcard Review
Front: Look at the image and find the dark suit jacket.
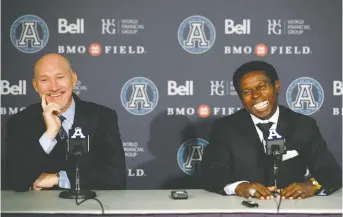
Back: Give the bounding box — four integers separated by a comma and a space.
201, 105, 342, 195
6, 95, 126, 191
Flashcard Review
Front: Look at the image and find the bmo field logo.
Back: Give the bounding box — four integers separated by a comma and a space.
121, 77, 159, 115
177, 138, 208, 176
178, 15, 216, 54
286, 77, 324, 115
10, 15, 49, 53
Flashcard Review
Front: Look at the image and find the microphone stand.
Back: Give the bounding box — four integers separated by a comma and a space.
59, 152, 96, 199
271, 150, 282, 197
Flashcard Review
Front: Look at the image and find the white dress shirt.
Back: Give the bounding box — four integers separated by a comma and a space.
224, 106, 280, 195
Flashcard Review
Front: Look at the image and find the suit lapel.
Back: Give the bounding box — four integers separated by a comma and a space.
276, 106, 295, 149
237, 110, 266, 166
238, 110, 262, 148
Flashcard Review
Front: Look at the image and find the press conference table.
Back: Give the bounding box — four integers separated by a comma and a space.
1, 189, 342, 216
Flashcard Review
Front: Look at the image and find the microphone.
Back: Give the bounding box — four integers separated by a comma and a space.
266, 129, 286, 156
59, 127, 96, 200
68, 127, 89, 156
266, 129, 286, 197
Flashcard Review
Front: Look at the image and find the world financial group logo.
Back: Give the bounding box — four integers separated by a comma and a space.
177, 138, 208, 176
10, 15, 49, 53
286, 77, 324, 115
73, 80, 87, 95
178, 15, 216, 54
267, 19, 310, 36
101, 19, 144, 35
121, 77, 159, 115
210, 80, 237, 96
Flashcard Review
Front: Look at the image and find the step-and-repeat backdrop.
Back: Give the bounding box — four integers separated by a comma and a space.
1, 0, 342, 189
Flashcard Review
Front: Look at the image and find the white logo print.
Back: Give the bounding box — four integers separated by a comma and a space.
58, 18, 84, 34
178, 15, 216, 54
121, 77, 159, 115
286, 77, 324, 115
10, 15, 49, 53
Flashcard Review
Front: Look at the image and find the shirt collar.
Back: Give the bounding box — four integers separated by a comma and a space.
60, 98, 75, 125
250, 105, 279, 125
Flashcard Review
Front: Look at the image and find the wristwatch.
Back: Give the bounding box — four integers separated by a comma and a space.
310, 178, 323, 194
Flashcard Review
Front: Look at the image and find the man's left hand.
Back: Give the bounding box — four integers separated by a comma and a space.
33, 173, 59, 190
281, 180, 317, 199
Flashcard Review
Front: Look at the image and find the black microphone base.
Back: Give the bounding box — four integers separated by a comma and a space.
59, 190, 96, 199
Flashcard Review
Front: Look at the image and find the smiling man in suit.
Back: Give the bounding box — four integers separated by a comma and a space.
201, 61, 342, 199
6, 53, 126, 192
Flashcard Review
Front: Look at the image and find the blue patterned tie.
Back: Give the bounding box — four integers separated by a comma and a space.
59, 116, 69, 158
58, 116, 68, 140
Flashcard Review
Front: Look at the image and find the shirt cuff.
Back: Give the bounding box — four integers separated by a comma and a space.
224, 181, 249, 195
316, 188, 326, 196
58, 171, 71, 189
39, 133, 57, 154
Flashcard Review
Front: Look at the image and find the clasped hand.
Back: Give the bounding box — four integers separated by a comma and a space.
235, 180, 317, 200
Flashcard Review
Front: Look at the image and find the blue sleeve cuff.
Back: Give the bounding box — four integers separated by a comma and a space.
59, 171, 71, 189
39, 133, 57, 154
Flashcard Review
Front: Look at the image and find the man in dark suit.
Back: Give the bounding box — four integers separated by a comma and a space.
201, 61, 342, 199
6, 53, 126, 192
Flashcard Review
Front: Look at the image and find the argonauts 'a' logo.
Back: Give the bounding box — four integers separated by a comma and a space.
177, 138, 208, 176
178, 15, 216, 54
286, 77, 324, 115
10, 15, 49, 53
121, 77, 159, 115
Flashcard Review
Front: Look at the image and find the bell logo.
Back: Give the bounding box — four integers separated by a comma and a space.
0, 80, 27, 95
333, 80, 342, 96
58, 18, 84, 34
333, 108, 343, 115
127, 169, 146, 176
225, 19, 251, 35
167, 81, 193, 96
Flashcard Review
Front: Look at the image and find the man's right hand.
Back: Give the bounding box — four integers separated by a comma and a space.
235, 182, 274, 200
41, 95, 62, 139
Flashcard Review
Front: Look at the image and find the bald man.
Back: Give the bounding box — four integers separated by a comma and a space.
6, 53, 126, 192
